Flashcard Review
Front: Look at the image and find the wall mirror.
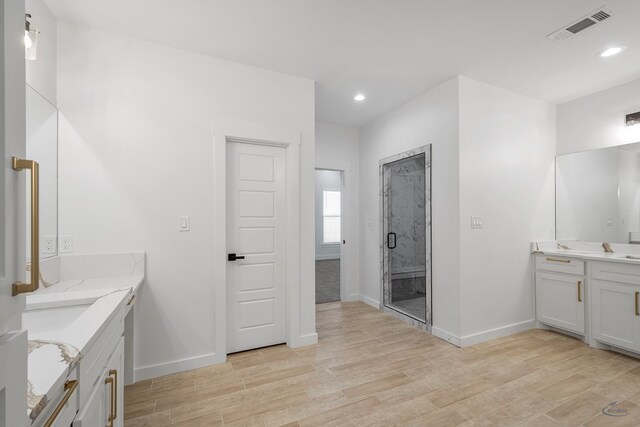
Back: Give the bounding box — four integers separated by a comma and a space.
556, 141, 640, 244
26, 84, 58, 260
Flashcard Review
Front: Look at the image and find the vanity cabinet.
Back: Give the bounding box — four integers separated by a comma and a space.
74, 338, 124, 427
536, 271, 585, 334
590, 261, 640, 353
73, 301, 126, 427
534, 254, 640, 357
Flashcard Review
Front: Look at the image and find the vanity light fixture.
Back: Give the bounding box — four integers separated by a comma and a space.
25, 13, 39, 61
24, 16, 32, 49
622, 110, 640, 143
626, 111, 640, 127
354, 93, 366, 102
599, 46, 626, 58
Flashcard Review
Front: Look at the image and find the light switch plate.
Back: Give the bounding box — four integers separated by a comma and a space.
471, 216, 483, 229
179, 216, 190, 232
59, 236, 73, 253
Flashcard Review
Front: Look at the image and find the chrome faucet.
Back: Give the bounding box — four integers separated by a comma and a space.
603, 242, 614, 253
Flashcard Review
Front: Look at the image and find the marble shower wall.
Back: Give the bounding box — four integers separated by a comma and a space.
380, 145, 432, 329
388, 156, 427, 277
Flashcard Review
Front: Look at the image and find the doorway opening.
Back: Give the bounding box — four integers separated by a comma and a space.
315, 169, 343, 304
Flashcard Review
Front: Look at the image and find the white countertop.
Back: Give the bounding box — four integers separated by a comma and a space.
535, 249, 640, 265
26, 274, 142, 424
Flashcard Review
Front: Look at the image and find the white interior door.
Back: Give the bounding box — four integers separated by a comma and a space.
1, 0, 29, 425
226, 141, 286, 353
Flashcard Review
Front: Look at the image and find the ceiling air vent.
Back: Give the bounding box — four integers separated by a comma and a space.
547, 7, 613, 41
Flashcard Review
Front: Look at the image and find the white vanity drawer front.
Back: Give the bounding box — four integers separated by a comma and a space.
536, 255, 584, 275
592, 262, 640, 285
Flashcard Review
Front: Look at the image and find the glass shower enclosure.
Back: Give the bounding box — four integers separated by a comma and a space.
380, 145, 431, 329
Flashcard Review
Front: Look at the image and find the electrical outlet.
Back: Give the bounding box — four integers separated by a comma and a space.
42, 236, 56, 254
59, 236, 73, 253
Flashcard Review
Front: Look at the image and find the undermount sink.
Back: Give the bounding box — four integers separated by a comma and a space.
23, 303, 91, 335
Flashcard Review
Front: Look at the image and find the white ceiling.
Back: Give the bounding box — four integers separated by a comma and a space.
44, 0, 640, 127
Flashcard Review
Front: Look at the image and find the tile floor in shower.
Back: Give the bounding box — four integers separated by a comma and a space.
393, 295, 426, 319
391, 295, 426, 320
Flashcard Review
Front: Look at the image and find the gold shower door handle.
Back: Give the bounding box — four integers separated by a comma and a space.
12, 157, 40, 296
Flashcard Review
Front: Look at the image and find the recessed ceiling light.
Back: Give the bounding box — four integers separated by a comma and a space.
599, 46, 626, 57
354, 94, 366, 102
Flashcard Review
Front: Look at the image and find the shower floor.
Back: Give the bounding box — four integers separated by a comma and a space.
391, 295, 425, 320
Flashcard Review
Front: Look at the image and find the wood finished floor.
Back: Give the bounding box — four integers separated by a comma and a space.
124, 302, 640, 426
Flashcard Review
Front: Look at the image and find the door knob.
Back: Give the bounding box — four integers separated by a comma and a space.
228, 253, 246, 261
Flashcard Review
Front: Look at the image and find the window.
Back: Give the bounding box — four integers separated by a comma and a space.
322, 190, 341, 243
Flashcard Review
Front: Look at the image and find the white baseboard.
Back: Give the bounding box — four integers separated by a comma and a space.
460, 319, 535, 347
290, 332, 318, 348
360, 295, 380, 309
432, 326, 462, 347
134, 352, 225, 382
315, 254, 340, 261
342, 294, 360, 302
433, 319, 535, 348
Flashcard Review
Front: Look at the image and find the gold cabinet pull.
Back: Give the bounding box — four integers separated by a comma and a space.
546, 258, 571, 264
44, 380, 77, 427
577, 281, 582, 302
635, 291, 639, 317
109, 369, 118, 422
105, 374, 115, 427
12, 157, 40, 296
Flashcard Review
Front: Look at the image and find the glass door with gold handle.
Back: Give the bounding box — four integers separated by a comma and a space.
12, 157, 39, 296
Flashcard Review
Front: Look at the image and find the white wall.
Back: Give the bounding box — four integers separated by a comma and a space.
56, 22, 316, 379
557, 78, 640, 155
359, 77, 461, 336
25, 0, 56, 104
315, 122, 360, 300
314, 169, 341, 260
358, 76, 556, 344
25, 85, 57, 259
458, 77, 556, 340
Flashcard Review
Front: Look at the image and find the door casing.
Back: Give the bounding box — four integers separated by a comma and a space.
213, 120, 309, 362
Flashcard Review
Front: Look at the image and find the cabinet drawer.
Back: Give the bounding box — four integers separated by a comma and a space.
592, 262, 640, 285
536, 255, 584, 275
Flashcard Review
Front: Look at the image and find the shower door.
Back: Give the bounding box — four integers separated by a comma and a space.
380, 146, 431, 328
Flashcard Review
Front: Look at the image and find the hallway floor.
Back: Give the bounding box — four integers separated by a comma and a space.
125, 302, 640, 426
315, 259, 340, 304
